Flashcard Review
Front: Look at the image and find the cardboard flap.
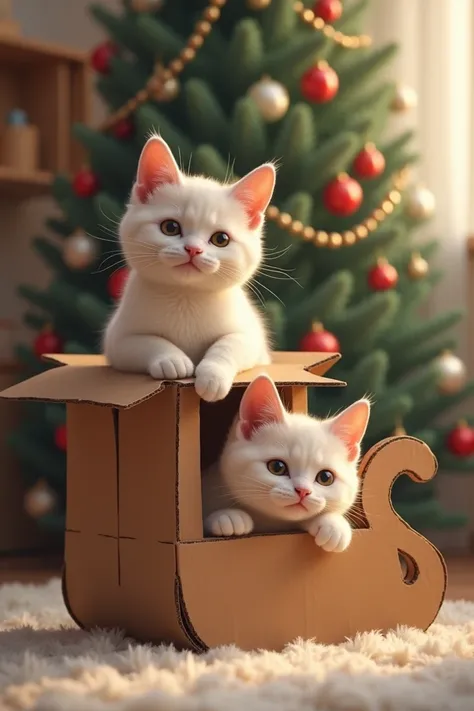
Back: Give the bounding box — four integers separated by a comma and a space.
43, 353, 107, 367
0, 365, 165, 408
233, 364, 344, 387
270, 351, 340, 376
0, 350, 343, 408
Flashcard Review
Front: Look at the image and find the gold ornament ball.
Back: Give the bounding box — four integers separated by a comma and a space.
405, 185, 436, 220
248, 77, 289, 123
391, 83, 418, 112
131, 0, 164, 11
436, 351, 467, 395
63, 233, 98, 270
407, 252, 429, 280
24, 481, 56, 519
247, 0, 272, 8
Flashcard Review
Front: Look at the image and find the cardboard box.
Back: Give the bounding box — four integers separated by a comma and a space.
0, 352, 447, 650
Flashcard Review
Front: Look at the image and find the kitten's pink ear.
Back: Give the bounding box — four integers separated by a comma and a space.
133, 135, 182, 203
230, 164, 276, 230
238, 374, 285, 440
329, 399, 371, 462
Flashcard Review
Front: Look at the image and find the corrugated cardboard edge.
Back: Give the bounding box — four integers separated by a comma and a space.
357, 435, 447, 630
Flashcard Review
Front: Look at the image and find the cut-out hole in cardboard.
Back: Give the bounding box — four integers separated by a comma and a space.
398, 550, 419, 584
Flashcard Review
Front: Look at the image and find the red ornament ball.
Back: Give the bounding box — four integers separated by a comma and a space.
353, 143, 386, 179
367, 259, 399, 291
91, 42, 118, 74
301, 61, 339, 103
313, 0, 343, 22
446, 422, 474, 457
73, 168, 100, 198
34, 330, 63, 358
108, 267, 129, 300
54, 424, 67, 452
299, 323, 341, 353
112, 118, 134, 140
323, 173, 363, 216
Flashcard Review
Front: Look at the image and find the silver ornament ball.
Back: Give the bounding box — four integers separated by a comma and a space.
391, 83, 417, 112
405, 184, 436, 220
248, 77, 290, 123
436, 352, 467, 394
24, 481, 56, 518
64, 233, 98, 270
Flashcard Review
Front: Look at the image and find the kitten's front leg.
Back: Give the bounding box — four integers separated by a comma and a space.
303, 513, 352, 553
204, 508, 254, 537
105, 334, 194, 380
195, 333, 268, 402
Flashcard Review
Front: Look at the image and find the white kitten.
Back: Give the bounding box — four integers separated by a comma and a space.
203, 375, 371, 553
103, 135, 276, 402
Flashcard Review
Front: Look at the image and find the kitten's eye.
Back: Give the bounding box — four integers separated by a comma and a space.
267, 459, 289, 476
209, 231, 230, 248
160, 219, 181, 237
315, 469, 334, 486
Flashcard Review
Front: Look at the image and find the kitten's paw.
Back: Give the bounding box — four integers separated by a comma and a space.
205, 509, 254, 537
307, 513, 352, 553
149, 353, 194, 380
195, 361, 234, 402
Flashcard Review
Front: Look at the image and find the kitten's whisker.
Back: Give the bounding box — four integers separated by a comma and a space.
262, 245, 293, 261
250, 277, 285, 305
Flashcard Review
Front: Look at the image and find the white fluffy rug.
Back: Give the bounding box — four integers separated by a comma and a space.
1, 580, 474, 710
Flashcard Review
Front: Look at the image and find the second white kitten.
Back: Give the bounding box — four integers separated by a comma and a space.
103, 135, 276, 402
203, 375, 371, 553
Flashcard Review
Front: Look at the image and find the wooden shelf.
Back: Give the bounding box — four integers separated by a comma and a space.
0, 166, 53, 198
0, 31, 90, 200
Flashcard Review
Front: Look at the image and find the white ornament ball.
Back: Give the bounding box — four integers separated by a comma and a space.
24, 481, 56, 518
63, 233, 98, 270
436, 352, 467, 395
405, 184, 436, 220
161, 76, 180, 102
391, 83, 418, 112
248, 77, 290, 123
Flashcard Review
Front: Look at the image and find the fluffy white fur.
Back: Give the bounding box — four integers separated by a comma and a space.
203, 374, 371, 553
103, 135, 276, 402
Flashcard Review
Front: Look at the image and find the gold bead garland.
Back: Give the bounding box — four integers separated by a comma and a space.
265, 169, 407, 248
100, 0, 225, 131
293, 1, 372, 48
101, 0, 371, 132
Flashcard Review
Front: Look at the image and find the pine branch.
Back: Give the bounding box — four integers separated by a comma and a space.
230, 97, 267, 175
76, 293, 110, 331
285, 270, 353, 343
227, 19, 264, 94
302, 132, 360, 193
274, 104, 317, 195
261, 0, 298, 49
191, 144, 233, 181
327, 290, 400, 356
344, 350, 389, 402
134, 105, 193, 165
184, 78, 229, 153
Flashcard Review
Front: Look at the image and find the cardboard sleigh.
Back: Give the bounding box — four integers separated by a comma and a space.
0, 351, 447, 651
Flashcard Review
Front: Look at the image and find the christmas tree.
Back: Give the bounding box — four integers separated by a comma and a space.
12, 0, 474, 533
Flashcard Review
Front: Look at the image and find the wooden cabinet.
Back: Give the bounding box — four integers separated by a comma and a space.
0, 33, 90, 199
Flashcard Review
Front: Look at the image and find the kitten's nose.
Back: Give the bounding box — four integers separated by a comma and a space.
184, 245, 203, 258
295, 487, 311, 500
